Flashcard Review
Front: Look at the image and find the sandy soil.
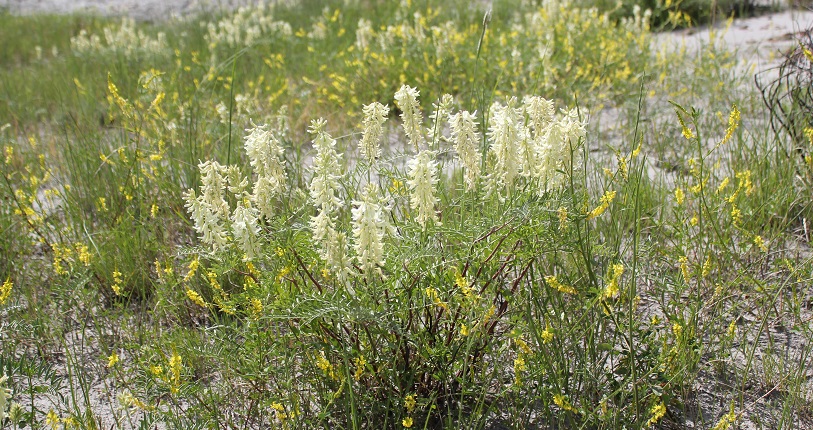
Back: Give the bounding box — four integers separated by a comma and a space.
0, 0, 266, 21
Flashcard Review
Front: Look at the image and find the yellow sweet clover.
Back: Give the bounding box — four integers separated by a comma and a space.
557, 206, 569, 230
183, 256, 199, 282
404, 394, 416, 413
674, 187, 685, 205
513, 356, 526, 385
711, 405, 738, 430
169, 352, 182, 394
545, 275, 577, 295
424, 287, 447, 310
107, 352, 119, 368
603, 263, 624, 299
727, 320, 737, 337
0, 277, 12, 305
540, 324, 554, 344
45, 410, 60, 429
354, 356, 366, 381
720, 104, 740, 145
587, 190, 616, 220
316, 351, 338, 381
753, 235, 767, 252
553, 393, 577, 413
186, 289, 207, 307
402, 417, 414, 428
646, 401, 666, 426
111, 269, 123, 296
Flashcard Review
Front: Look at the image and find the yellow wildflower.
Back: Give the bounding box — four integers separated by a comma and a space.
316, 351, 337, 380
730, 205, 742, 225
250, 298, 263, 318
557, 206, 568, 230
46, 410, 60, 429
717, 177, 730, 194
460, 324, 470, 336
672, 322, 683, 338
603, 263, 624, 299
183, 256, 199, 282
553, 393, 576, 412
753, 235, 767, 252
186, 289, 207, 307
111, 270, 123, 296
0, 277, 12, 305
354, 356, 367, 381
545, 275, 577, 295
721, 104, 740, 145
587, 190, 616, 220
646, 401, 667, 426
402, 417, 414, 428
711, 405, 738, 430
76, 244, 91, 266
727, 320, 736, 337
404, 394, 416, 413
169, 352, 182, 394
679, 256, 690, 282
107, 352, 119, 368
541, 324, 554, 344
424, 287, 447, 310
674, 187, 685, 205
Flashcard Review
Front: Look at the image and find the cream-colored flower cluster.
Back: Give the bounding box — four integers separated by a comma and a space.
185, 85, 587, 278
204, 4, 292, 49
485, 96, 586, 198
71, 18, 169, 58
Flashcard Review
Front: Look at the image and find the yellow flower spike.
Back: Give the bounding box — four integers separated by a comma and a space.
184, 257, 199, 282
0, 277, 12, 305
557, 207, 569, 230
753, 235, 768, 252
679, 256, 691, 282
404, 394, 416, 413
730, 205, 742, 225
717, 177, 730, 194
46, 410, 60, 429
545, 275, 577, 295
107, 352, 119, 368
168, 352, 182, 394
647, 401, 667, 426
672, 322, 683, 338
800, 42, 813, 63
460, 324, 469, 336
186, 289, 207, 308
587, 190, 617, 220
402, 417, 414, 428
111, 269, 123, 296
712, 404, 738, 430
553, 393, 576, 412
674, 187, 685, 205
602, 263, 624, 299
701, 257, 712, 278
721, 104, 740, 145
206, 271, 221, 291
353, 356, 367, 381
540, 324, 554, 344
